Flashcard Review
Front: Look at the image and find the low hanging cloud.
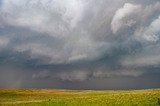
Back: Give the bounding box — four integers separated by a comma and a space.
57, 70, 90, 82
32, 69, 143, 82
0, 0, 160, 89
32, 70, 91, 82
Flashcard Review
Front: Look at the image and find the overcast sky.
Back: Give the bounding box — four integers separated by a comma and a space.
0, 0, 160, 90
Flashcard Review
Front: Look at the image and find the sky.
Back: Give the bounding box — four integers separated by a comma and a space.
0, 0, 160, 90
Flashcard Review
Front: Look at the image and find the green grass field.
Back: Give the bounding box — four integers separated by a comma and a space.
0, 88, 160, 106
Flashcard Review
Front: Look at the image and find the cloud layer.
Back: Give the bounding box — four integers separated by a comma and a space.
0, 0, 160, 89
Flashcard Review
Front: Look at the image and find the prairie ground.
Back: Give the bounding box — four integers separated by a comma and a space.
0, 88, 160, 106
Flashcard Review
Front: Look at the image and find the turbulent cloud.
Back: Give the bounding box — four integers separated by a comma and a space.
0, 0, 160, 89
136, 16, 160, 42
0, 0, 112, 64
111, 3, 141, 34
0, 0, 90, 37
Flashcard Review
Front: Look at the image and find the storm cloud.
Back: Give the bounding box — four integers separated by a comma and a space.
0, 0, 160, 89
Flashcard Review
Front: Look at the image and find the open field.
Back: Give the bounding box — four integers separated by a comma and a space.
0, 88, 160, 106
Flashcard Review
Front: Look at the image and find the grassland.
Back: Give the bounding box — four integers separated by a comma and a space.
0, 88, 160, 106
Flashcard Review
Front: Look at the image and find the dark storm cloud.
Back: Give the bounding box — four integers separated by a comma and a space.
0, 0, 160, 89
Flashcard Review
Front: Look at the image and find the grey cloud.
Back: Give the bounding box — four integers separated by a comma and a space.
32, 69, 91, 82
57, 70, 91, 82
93, 69, 143, 78
32, 68, 143, 82
121, 44, 160, 67
135, 15, 160, 42
32, 70, 51, 79
0, 0, 160, 89
0, 0, 125, 64
111, 3, 141, 34
0, 36, 9, 48
111, 2, 160, 37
